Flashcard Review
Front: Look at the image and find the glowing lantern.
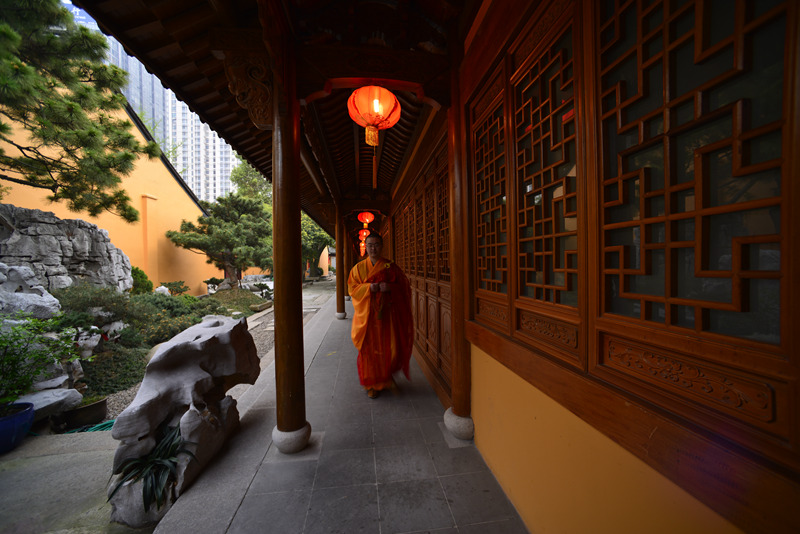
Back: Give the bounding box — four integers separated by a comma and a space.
359, 241, 366, 256
348, 86, 401, 147
357, 211, 375, 228
359, 228, 371, 241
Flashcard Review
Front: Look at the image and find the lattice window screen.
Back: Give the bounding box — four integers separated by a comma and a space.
414, 194, 425, 277
514, 25, 578, 306
473, 102, 508, 294
437, 156, 450, 282
598, 0, 785, 344
425, 172, 437, 279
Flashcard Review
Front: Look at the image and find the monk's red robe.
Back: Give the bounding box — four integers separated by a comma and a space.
348, 256, 413, 391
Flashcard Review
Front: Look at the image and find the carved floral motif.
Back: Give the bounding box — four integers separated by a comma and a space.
477, 299, 507, 323
518, 310, 577, 348
606, 339, 774, 422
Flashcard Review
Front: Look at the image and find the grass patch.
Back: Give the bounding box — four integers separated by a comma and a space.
81, 346, 150, 397
208, 288, 267, 316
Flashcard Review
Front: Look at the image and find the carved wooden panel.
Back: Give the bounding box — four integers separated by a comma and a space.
476, 297, 509, 328
426, 295, 439, 354
439, 302, 452, 360
599, 332, 790, 439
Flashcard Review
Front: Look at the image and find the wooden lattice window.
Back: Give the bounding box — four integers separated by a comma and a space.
425, 170, 437, 279
474, 101, 508, 294
407, 202, 416, 276
437, 153, 450, 282
513, 25, 578, 307
414, 193, 425, 277
396, 205, 407, 271
599, 0, 786, 346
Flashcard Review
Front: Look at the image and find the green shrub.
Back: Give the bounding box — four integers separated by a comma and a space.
131, 267, 153, 295
130, 293, 193, 318
142, 314, 200, 345
208, 288, 265, 316
190, 297, 228, 317
203, 277, 224, 291
116, 326, 144, 348
52, 283, 128, 325
0, 314, 80, 413
81, 345, 150, 397
160, 280, 189, 295
177, 294, 198, 306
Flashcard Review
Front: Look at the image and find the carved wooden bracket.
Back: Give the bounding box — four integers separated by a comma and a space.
224, 54, 273, 130
211, 28, 274, 130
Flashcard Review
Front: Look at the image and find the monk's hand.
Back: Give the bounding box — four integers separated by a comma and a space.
370, 283, 380, 292
379, 282, 391, 292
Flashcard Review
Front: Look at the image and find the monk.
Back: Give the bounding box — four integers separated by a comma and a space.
348, 233, 414, 398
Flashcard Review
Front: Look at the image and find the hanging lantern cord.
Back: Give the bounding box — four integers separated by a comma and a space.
372, 145, 378, 189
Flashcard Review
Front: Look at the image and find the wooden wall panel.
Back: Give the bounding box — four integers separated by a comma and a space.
461, 0, 800, 532
394, 134, 452, 401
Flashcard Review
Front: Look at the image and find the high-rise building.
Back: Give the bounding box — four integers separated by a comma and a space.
64, 1, 239, 203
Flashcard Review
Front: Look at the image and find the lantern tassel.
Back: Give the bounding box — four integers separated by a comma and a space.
372, 149, 378, 189
365, 125, 379, 146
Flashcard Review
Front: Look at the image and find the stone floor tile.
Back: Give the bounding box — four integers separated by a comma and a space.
227, 489, 311, 534
304, 485, 379, 534
375, 444, 437, 484
320, 421, 374, 451
427, 440, 487, 477
439, 471, 518, 526
373, 418, 425, 448
378, 478, 454, 534
249, 458, 318, 494
314, 447, 376, 488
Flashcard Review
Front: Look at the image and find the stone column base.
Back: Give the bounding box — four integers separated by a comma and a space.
444, 407, 474, 440
272, 421, 311, 453
335, 312, 347, 320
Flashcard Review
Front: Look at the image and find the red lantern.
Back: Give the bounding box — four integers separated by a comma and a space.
347, 86, 401, 147
359, 241, 366, 256
357, 211, 375, 227
358, 228, 371, 241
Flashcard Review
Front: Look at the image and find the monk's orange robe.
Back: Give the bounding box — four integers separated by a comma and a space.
348, 256, 413, 391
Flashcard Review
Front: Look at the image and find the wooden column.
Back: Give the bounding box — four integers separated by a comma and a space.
271, 43, 310, 452
343, 230, 351, 298
444, 37, 473, 440
335, 206, 347, 318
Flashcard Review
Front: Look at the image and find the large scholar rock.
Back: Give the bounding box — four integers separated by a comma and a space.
0, 203, 132, 291
0, 263, 61, 318
108, 315, 259, 528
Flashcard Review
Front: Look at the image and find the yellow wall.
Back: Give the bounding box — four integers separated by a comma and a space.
471, 346, 744, 534
1, 110, 222, 296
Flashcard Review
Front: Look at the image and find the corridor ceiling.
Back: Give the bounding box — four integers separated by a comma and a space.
74, 0, 479, 237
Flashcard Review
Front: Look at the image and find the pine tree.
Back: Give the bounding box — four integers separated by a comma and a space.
229, 156, 271, 205
0, 0, 160, 223
166, 193, 273, 281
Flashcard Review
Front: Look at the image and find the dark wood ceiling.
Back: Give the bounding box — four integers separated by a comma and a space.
73, 0, 475, 237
